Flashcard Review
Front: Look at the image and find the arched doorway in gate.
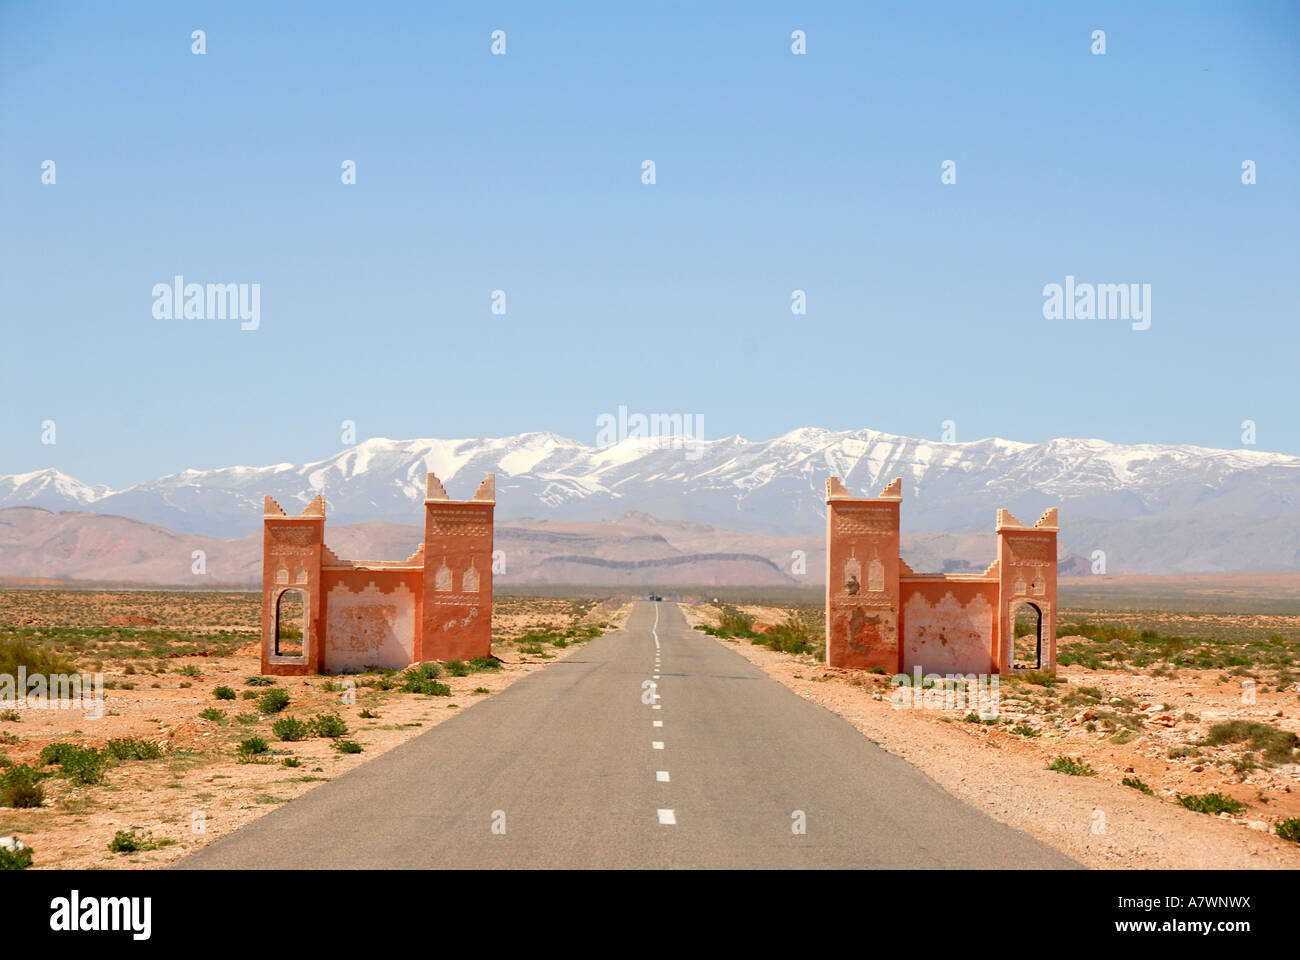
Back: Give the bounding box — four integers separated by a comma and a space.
1011, 600, 1043, 670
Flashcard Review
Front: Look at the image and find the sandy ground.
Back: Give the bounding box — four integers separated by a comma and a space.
680, 602, 1300, 869
0, 596, 629, 869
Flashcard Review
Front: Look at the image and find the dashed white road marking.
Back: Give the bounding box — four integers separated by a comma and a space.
652, 704, 661, 710
649, 605, 675, 827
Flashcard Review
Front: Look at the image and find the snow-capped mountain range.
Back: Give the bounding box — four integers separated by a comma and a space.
4, 428, 1299, 573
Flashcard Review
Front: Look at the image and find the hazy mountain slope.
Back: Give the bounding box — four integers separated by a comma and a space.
0, 507, 1078, 587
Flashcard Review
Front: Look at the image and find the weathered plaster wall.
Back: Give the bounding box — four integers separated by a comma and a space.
900, 580, 996, 675
321, 572, 420, 672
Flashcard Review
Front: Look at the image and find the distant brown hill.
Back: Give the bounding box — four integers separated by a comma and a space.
0, 506, 1083, 587
0, 507, 260, 586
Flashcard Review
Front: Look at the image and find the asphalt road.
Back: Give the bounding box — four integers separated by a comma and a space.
178, 601, 1077, 868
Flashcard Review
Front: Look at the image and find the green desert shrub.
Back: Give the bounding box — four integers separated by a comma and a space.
105, 738, 163, 761
39, 742, 79, 765
694, 605, 758, 640
309, 713, 348, 739
401, 663, 450, 696
52, 746, 105, 785
1276, 818, 1300, 843
0, 765, 46, 808
1013, 669, 1059, 687
258, 688, 290, 714
0, 839, 33, 870
332, 740, 363, 754
213, 686, 237, 700
1178, 792, 1245, 815
107, 828, 171, 854
1122, 776, 1154, 794
1048, 756, 1096, 776
0, 639, 73, 677
237, 736, 269, 758
108, 830, 142, 853
272, 716, 309, 742
1206, 720, 1299, 764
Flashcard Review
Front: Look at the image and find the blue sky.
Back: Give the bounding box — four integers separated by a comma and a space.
2, 0, 1297, 488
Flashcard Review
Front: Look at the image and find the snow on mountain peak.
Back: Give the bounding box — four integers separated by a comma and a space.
2, 428, 1297, 565
0, 468, 111, 505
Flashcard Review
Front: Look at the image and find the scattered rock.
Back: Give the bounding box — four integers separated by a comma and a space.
0, 837, 26, 853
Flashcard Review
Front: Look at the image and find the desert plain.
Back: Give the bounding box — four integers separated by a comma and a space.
1, 575, 1298, 869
